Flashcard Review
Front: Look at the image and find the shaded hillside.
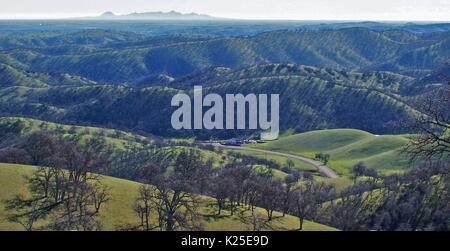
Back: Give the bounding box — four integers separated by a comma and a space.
0, 64, 417, 137
0, 30, 145, 50
1, 28, 449, 83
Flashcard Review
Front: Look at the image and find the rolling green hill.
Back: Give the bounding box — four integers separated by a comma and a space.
0, 163, 336, 231
251, 129, 411, 175
0, 116, 151, 149
0, 116, 294, 180
0, 64, 48, 88
226, 149, 317, 172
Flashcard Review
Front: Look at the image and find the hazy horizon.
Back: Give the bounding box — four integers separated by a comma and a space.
0, 0, 449, 21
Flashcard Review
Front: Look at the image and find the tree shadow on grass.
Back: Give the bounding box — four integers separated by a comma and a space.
201, 202, 232, 222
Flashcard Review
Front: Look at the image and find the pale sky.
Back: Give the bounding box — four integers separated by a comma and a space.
0, 0, 449, 21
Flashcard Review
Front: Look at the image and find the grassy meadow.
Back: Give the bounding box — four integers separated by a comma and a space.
250, 129, 411, 176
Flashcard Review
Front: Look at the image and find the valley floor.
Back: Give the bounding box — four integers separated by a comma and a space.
216, 144, 339, 178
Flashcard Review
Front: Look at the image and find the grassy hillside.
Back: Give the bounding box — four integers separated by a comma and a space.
251, 129, 411, 175
254, 129, 373, 155
226, 149, 317, 172
0, 116, 150, 149
0, 116, 295, 179
0, 163, 337, 231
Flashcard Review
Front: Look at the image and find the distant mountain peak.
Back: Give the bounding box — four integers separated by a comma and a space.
101, 11, 116, 17
89, 10, 223, 20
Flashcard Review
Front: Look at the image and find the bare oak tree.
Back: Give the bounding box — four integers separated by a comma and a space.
405, 80, 450, 161
5, 133, 110, 231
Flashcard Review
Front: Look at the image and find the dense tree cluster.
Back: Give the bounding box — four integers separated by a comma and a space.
319, 163, 449, 230
4, 133, 111, 230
